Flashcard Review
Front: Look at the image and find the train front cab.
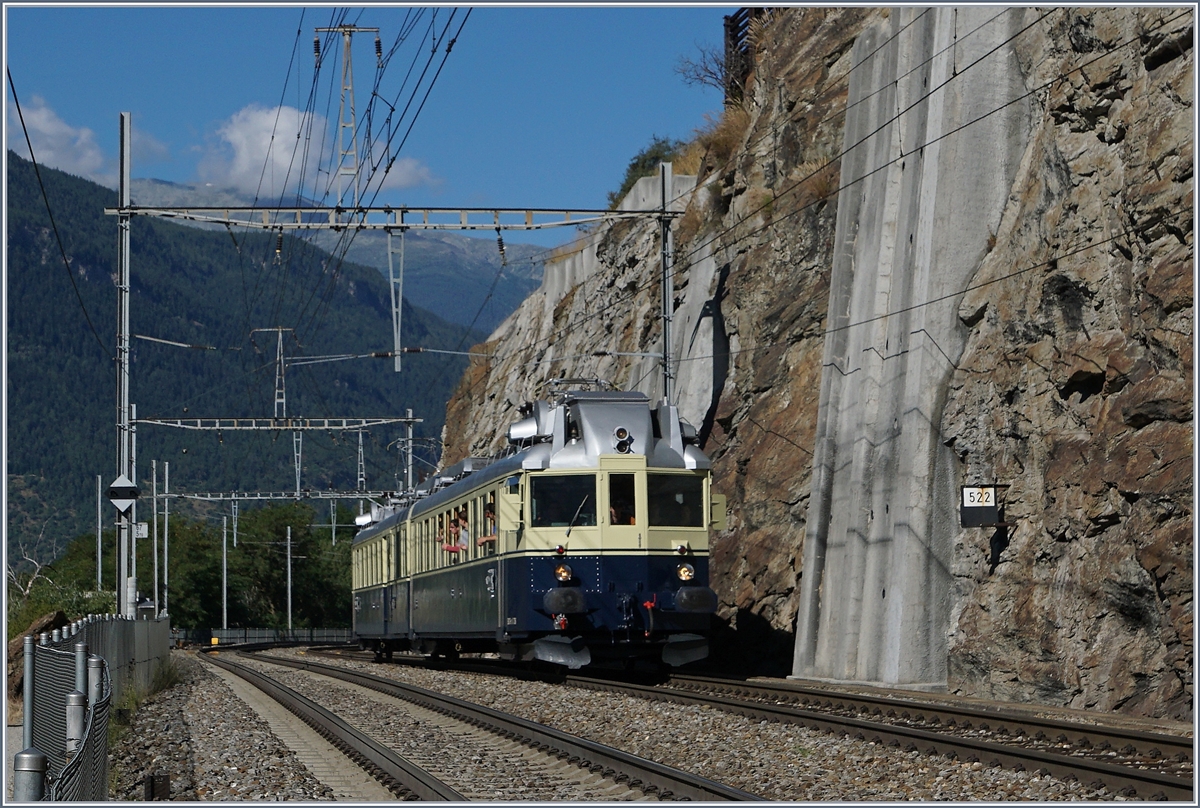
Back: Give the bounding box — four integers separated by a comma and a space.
503, 453, 724, 669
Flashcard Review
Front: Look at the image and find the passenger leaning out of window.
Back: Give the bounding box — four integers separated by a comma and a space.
457, 509, 471, 550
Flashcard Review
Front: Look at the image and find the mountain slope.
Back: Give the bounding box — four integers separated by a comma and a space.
7, 152, 482, 558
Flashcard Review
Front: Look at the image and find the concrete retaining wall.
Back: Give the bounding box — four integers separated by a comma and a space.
792, 7, 1031, 686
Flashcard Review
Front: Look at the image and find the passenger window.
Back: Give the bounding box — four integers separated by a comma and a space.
609, 474, 637, 525
479, 492, 497, 554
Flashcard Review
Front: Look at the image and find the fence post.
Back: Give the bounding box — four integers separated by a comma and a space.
88, 655, 105, 707
22, 635, 35, 751
13, 748, 48, 801
75, 641, 89, 691
65, 691, 87, 756
66, 639, 90, 756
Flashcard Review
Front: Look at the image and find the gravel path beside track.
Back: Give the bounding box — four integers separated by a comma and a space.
237, 655, 643, 800
109, 650, 334, 800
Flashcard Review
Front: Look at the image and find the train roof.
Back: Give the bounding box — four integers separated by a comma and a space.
352, 389, 710, 546
352, 450, 526, 545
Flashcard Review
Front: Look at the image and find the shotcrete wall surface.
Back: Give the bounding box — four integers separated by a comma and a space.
793, 7, 1032, 686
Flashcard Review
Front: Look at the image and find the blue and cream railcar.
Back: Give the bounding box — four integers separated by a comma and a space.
351, 389, 725, 668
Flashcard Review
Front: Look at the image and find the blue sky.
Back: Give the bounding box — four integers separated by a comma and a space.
5, 3, 735, 248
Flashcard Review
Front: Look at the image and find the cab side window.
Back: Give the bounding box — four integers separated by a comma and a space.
609, 473, 636, 525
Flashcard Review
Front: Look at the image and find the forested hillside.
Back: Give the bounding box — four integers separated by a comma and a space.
7, 152, 482, 561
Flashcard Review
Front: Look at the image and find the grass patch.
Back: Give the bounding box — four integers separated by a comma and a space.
107, 654, 183, 741
676, 200, 706, 245
793, 159, 838, 204
672, 139, 706, 176
696, 107, 752, 169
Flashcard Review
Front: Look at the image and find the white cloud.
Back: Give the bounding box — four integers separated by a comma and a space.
374, 155, 438, 192
196, 104, 317, 197
6, 96, 113, 185
133, 129, 170, 165
198, 103, 437, 199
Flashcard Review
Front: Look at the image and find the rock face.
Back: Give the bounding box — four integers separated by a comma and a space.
439, 6, 1192, 718
941, 7, 1193, 720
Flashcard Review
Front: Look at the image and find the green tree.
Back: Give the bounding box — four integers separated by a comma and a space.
607, 135, 687, 209
7, 502, 356, 635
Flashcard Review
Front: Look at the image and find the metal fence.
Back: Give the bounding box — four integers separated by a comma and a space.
207, 627, 353, 645
723, 8, 767, 105
13, 614, 170, 801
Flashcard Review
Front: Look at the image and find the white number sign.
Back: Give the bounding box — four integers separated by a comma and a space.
962, 487, 995, 507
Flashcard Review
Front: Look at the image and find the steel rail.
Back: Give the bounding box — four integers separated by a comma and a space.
200, 651, 464, 801
668, 673, 1194, 764
564, 675, 1193, 801
308, 649, 1193, 767
250, 652, 765, 801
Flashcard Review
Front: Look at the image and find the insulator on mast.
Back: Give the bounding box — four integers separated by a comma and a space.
275, 232, 284, 255
314, 37, 321, 61
375, 35, 383, 63
495, 227, 507, 267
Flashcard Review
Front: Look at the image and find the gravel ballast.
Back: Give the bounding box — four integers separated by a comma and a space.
112, 647, 1132, 800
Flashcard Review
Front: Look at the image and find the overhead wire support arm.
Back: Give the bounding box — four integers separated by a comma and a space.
314, 25, 379, 213
102, 205, 682, 232
164, 489, 407, 502
387, 215, 405, 372
135, 416, 421, 431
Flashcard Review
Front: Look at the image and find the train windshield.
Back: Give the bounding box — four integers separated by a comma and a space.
531, 475, 597, 528
647, 474, 705, 526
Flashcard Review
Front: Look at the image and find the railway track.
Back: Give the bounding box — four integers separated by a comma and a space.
306, 647, 1193, 801
567, 675, 1194, 801
665, 674, 1193, 767
220, 648, 763, 800
201, 650, 463, 800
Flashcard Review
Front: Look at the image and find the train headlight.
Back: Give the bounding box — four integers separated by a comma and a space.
675, 544, 689, 555
554, 563, 573, 582
554, 544, 567, 555
613, 426, 634, 454
676, 563, 696, 582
